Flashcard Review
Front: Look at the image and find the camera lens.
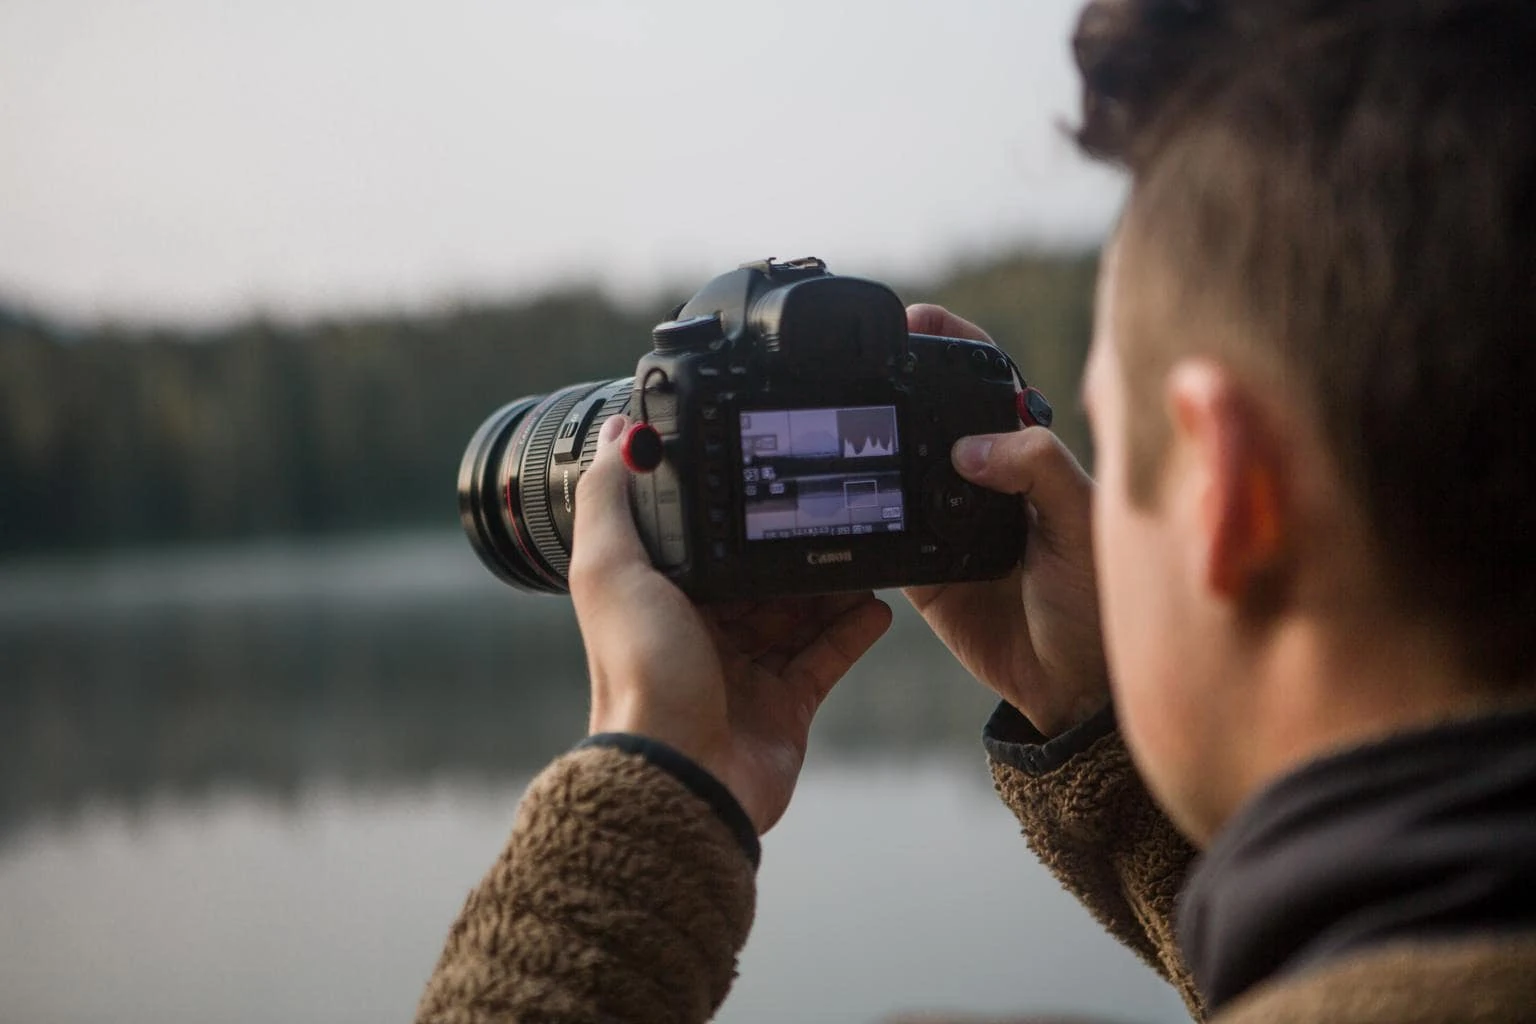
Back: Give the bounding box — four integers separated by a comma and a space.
458, 378, 633, 593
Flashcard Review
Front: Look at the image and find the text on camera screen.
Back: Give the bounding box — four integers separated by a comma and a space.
738, 406, 904, 541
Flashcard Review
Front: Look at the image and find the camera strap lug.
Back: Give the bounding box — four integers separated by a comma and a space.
623, 367, 673, 473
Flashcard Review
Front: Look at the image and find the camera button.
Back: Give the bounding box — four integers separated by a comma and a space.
925, 465, 978, 523
652, 313, 725, 353
941, 483, 977, 519
1017, 387, 1055, 429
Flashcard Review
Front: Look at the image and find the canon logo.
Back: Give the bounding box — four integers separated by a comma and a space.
806, 550, 854, 567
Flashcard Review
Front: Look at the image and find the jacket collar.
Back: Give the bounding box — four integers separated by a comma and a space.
1177, 703, 1536, 1010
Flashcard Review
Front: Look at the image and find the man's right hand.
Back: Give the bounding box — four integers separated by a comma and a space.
903, 304, 1109, 738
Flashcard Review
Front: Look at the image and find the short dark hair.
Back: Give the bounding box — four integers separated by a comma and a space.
1072, 0, 1536, 686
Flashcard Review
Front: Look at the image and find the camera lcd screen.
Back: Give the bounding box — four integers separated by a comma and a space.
738, 405, 905, 541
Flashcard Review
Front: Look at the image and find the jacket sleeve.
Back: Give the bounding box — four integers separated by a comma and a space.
985, 703, 1207, 1021
415, 743, 756, 1024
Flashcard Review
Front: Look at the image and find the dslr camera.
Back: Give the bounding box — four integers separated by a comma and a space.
459, 258, 1052, 602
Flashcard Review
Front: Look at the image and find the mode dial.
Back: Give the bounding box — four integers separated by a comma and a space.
651, 313, 725, 354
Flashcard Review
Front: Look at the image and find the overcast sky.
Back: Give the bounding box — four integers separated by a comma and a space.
0, 0, 1124, 325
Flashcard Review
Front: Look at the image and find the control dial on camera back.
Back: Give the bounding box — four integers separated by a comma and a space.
922, 464, 984, 543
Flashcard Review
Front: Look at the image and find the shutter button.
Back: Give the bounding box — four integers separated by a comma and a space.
1017, 387, 1054, 429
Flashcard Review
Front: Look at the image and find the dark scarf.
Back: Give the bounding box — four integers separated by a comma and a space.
1176, 703, 1536, 1011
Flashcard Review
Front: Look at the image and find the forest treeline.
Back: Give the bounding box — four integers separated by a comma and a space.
0, 252, 1098, 555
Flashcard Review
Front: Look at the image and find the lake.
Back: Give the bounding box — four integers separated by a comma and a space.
0, 531, 1187, 1024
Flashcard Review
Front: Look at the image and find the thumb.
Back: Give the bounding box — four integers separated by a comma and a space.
951, 428, 1093, 538
570, 414, 650, 591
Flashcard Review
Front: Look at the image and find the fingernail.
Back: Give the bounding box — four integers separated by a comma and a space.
600, 414, 628, 444
952, 436, 993, 475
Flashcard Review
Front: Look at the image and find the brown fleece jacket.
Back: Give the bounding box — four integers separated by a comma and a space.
416, 745, 755, 1024
418, 736, 1536, 1024
988, 731, 1206, 1019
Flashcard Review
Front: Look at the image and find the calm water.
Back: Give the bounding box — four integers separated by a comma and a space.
0, 531, 1186, 1024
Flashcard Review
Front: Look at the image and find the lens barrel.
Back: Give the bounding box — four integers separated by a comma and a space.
458, 378, 632, 593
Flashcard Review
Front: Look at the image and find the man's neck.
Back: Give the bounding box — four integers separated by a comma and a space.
1224, 613, 1522, 835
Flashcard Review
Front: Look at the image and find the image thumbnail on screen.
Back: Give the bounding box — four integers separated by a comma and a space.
738, 405, 904, 541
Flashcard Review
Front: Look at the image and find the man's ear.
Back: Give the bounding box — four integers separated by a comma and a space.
1165, 360, 1290, 611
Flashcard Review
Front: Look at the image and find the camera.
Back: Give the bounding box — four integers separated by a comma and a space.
458, 257, 1052, 602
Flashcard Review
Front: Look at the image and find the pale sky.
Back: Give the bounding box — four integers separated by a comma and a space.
0, 0, 1124, 325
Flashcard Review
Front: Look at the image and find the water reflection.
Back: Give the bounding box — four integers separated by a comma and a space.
0, 531, 997, 846
0, 532, 1185, 1024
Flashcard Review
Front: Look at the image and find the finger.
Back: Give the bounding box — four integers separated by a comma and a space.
569, 414, 649, 596
708, 600, 760, 624
716, 600, 811, 657
719, 617, 789, 660
903, 564, 1019, 629
950, 428, 1094, 542
901, 583, 946, 614
781, 597, 893, 706
751, 592, 873, 672
707, 617, 756, 677
809, 590, 877, 617
906, 303, 994, 344
795, 592, 876, 649
718, 593, 858, 661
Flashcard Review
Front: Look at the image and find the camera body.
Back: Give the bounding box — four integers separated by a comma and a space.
460, 258, 1037, 602
608, 258, 1024, 601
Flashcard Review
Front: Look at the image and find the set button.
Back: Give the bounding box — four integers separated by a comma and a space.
922, 465, 983, 542
936, 480, 977, 519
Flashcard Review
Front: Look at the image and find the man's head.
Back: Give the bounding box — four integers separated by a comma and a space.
1074, 0, 1536, 841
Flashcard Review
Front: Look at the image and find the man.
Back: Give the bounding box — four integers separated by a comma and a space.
417, 1, 1536, 1021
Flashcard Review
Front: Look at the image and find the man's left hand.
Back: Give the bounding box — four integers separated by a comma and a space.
570, 413, 893, 834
